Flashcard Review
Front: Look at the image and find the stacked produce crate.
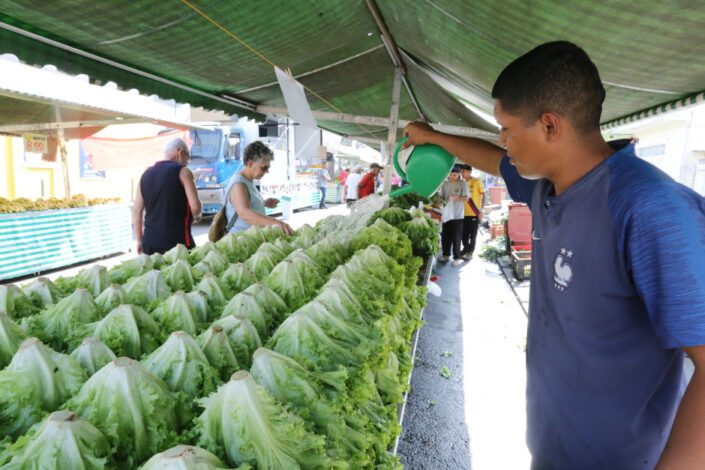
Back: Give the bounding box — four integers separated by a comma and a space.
0, 205, 439, 469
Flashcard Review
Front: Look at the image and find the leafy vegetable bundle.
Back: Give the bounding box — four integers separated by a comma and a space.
0, 212, 433, 469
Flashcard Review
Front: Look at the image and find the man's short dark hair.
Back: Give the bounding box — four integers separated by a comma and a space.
491, 41, 605, 133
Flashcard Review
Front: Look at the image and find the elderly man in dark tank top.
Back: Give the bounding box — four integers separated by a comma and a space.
133, 138, 202, 255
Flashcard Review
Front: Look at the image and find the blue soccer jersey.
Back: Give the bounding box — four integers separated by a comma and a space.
500, 140, 705, 469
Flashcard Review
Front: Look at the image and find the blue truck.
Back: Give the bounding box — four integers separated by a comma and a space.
186, 124, 250, 216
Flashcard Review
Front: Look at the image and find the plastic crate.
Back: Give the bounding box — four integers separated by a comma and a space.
490, 223, 505, 239
511, 250, 532, 281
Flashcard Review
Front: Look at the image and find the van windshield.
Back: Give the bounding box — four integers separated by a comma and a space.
189, 129, 222, 162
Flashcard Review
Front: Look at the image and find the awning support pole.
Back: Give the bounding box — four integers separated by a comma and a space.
365, 0, 426, 121
54, 108, 71, 199
383, 67, 403, 195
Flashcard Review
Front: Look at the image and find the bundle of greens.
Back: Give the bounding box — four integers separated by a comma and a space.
86, 304, 163, 358
194, 370, 331, 468
65, 357, 179, 467
27, 288, 101, 351
142, 331, 220, 427
0, 410, 112, 469
22, 277, 62, 308
0, 284, 38, 319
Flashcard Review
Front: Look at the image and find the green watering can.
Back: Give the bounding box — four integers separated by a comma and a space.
389, 136, 456, 199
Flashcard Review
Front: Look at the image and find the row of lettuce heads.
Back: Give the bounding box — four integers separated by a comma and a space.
0, 207, 439, 469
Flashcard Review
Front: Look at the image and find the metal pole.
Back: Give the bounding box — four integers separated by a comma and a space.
383, 68, 403, 194
54, 107, 71, 199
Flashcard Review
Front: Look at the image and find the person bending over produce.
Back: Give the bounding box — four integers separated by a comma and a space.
224, 141, 293, 235
404, 41, 705, 470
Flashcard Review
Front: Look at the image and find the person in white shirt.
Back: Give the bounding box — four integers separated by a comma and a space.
439, 165, 469, 266
345, 166, 363, 206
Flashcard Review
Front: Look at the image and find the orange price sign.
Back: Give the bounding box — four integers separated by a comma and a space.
23, 133, 48, 154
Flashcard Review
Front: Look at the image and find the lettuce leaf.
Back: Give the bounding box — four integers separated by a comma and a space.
162, 259, 199, 292
195, 370, 330, 468
216, 233, 259, 263
22, 277, 62, 308
88, 304, 163, 359
0, 312, 26, 368
6, 338, 86, 411
142, 331, 220, 427
65, 357, 179, 467
70, 337, 116, 376
189, 242, 219, 264
123, 270, 172, 308
210, 315, 262, 369
265, 250, 326, 311
163, 244, 190, 265
221, 291, 270, 338
244, 243, 285, 280
220, 263, 257, 296
28, 288, 101, 351
151, 291, 203, 336
0, 284, 38, 319
197, 325, 240, 382
141, 445, 243, 470
0, 410, 111, 469
0, 369, 45, 439
108, 254, 154, 284
195, 273, 230, 310
94, 284, 127, 315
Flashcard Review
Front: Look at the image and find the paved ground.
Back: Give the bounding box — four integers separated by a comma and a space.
397, 231, 531, 470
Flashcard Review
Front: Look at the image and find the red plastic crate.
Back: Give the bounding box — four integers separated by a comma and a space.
507, 203, 532, 250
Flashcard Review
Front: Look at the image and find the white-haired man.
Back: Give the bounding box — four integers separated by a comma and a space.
133, 138, 202, 254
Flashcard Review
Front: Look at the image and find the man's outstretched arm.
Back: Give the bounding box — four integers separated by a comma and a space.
403, 122, 505, 176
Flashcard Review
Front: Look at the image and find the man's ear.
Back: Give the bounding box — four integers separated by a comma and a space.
540, 112, 561, 142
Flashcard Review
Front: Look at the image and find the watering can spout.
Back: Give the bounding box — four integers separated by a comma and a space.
389, 184, 417, 199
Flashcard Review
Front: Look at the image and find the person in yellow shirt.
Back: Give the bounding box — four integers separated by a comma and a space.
460, 164, 485, 260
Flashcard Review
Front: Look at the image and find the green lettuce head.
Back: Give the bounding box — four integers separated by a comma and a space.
141, 445, 244, 470
0, 284, 38, 319
88, 304, 163, 359
197, 325, 240, 382
70, 337, 116, 376
142, 331, 220, 427
151, 290, 203, 336
220, 262, 257, 296
195, 370, 330, 468
66, 357, 179, 467
28, 288, 101, 351
22, 277, 61, 308
163, 244, 190, 265
0, 311, 26, 368
162, 259, 198, 292
0, 410, 111, 469
123, 270, 172, 307
94, 283, 127, 314
6, 337, 87, 411
108, 253, 154, 284
210, 315, 262, 369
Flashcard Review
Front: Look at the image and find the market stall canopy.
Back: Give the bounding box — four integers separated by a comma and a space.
1, 1, 704, 138
0, 53, 201, 140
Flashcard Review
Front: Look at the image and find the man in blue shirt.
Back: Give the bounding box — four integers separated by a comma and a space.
404, 41, 705, 469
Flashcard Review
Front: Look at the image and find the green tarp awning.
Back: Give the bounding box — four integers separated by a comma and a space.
2, 0, 705, 136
